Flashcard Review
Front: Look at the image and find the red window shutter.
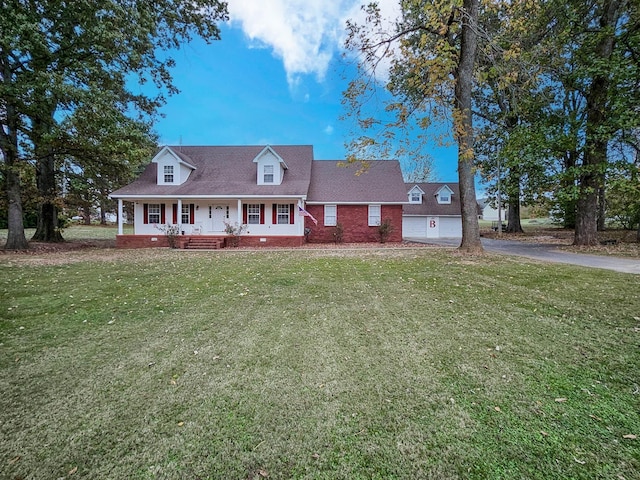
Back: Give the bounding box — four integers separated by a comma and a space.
190, 204, 195, 224
242, 204, 248, 224
260, 204, 265, 224
289, 204, 295, 224
172, 204, 178, 224
143, 204, 149, 224
160, 204, 166, 224
272, 204, 277, 225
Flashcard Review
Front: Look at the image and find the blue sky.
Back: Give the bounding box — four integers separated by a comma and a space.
147, 1, 460, 182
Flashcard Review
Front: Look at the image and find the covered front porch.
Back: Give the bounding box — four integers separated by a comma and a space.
114, 197, 308, 248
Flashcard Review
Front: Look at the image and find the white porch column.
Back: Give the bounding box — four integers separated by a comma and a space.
177, 199, 182, 225
117, 199, 124, 235
237, 199, 242, 224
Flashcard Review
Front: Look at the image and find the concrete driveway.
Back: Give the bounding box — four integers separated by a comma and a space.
405, 237, 640, 275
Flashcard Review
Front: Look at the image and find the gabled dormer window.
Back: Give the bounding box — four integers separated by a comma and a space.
164, 165, 174, 183
263, 165, 274, 183
254, 146, 287, 186
436, 185, 453, 204
408, 186, 424, 204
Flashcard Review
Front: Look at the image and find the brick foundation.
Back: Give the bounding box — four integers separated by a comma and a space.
116, 234, 305, 249
303, 205, 403, 244
233, 235, 305, 248
116, 235, 171, 248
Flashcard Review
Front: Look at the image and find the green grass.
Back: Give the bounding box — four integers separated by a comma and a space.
0, 224, 131, 242
1, 248, 638, 479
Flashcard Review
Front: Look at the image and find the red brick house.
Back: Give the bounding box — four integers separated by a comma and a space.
304, 161, 406, 243
109, 145, 407, 248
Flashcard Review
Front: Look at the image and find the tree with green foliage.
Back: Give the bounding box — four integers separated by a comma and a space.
1, 0, 228, 249
344, 0, 482, 252
474, 0, 560, 234
542, 0, 640, 245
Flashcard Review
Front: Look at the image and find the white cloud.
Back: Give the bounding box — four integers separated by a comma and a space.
228, 0, 400, 87
324, 125, 334, 135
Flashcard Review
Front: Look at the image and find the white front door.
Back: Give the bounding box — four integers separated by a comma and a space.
209, 205, 229, 232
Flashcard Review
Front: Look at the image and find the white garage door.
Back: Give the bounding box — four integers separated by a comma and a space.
402, 216, 427, 237
439, 217, 462, 237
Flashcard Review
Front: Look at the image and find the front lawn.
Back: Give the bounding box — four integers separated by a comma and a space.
1, 248, 638, 479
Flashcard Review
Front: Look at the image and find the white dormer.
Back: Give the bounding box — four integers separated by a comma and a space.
408, 185, 425, 204
253, 145, 288, 185
436, 185, 454, 204
152, 146, 196, 186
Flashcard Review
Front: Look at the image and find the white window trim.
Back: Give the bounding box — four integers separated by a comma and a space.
148, 204, 161, 224
368, 204, 381, 226
247, 204, 261, 224
438, 193, 451, 204
410, 191, 421, 203
276, 204, 290, 224
324, 205, 337, 226
181, 204, 190, 224
163, 165, 174, 183
263, 165, 274, 184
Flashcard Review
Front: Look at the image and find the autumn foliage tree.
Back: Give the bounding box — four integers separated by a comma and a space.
344, 0, 482, 252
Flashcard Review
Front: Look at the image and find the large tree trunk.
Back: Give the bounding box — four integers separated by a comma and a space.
32, 152, 64, 242
31, 114, 64, 243
4, 159, 29, 250
597, 184, 606, 231
574, 0, 620, 246
562, 151, 577, 229
1, 95, 29, 250
455, 0, 482, 253
506, 188, 523, 233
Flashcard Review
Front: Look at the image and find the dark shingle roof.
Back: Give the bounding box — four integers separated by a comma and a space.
111, 145, 314, 198
306, 160, 407, 204
403, 182, 462, 216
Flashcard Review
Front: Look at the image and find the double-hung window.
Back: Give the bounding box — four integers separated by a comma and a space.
263, 165, 274, 183
368, 204, 381, 226
439, 192, 450, 203
148, 204, 161, 224
276, 204, 290, 224
410, 191, 421, 203
181, 204, 190, 224
247, 204, 261, 224
164, 165, 174, 183
324, 205, 337, 226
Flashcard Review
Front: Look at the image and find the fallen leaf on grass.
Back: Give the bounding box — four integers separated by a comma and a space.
8, 456, 20, 465
540, 431, 549, 437
258, 469, 269, 477
555, 398, 567, 403
177, 422, 184, 427
573, 457, 585, 465
494, 406, 501, 412
311, 453, 320, 460
589, 414, 602, 421
69, 466, 78, 475
622, 434, 636, 439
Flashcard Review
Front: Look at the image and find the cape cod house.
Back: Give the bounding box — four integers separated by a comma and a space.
402, 183, 463, 238
109, 145, 407, 248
